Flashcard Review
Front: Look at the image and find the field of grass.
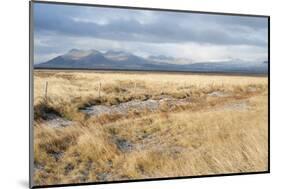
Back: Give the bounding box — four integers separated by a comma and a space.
33, 70, 268, 186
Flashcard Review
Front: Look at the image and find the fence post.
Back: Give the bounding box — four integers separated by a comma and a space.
44, 81, 48, 103
134, 81, 137, 95
98, 81, 101, 98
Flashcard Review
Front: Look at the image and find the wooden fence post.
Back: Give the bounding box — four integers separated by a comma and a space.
44, 81, 48, 103
98, 81, 101, 98
134, 81, 137, 95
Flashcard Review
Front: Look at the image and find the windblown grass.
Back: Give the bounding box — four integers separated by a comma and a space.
33, 70, 268, 186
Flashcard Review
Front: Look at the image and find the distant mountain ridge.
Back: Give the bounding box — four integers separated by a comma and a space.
35, 49, 268, 74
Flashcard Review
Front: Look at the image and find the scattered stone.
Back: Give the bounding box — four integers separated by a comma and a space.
117, 99, 159, 114
115, 138, 133, 152
34, 162, 44, 171
64, 163, 75, 175
81, 105, 112, 116
80, 97, 191, 117
41, 112, 59, 120
50, 151, 64, 161
42, 117, 73, 128
36, 104, 74, 128
96, 172, 110, 181
207, 91, 229, 97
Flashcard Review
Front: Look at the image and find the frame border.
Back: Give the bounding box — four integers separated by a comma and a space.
29, 1, 34, 188
29, 1, 270, 188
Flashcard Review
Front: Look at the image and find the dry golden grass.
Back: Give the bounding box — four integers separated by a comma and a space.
33, 70, 268, 186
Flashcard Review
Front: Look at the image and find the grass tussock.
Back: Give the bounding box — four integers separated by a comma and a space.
33, 71, 268, 186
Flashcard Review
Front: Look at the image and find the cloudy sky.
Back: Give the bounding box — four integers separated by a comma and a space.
33, 3, 268, 64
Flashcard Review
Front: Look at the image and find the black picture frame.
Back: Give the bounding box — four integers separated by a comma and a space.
29, 1, 270, 188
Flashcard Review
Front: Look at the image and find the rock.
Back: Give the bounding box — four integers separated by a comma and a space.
115, 138, 133, 152
50, 151, 63, 161
207, 91, 229, 97
42, 116, 74, 128
80, 96, 191, 117
96, 173, 110, 181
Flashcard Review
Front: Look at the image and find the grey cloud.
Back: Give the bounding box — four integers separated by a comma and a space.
33, 3, 268, 64
34, 3, 268, 47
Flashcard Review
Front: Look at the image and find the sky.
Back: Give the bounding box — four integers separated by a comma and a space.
33, 3, 268, 64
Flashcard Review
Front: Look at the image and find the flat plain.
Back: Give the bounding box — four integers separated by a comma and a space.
33, 70, 268, 186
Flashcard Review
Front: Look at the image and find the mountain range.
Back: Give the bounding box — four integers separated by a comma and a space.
35, 49, 268, 74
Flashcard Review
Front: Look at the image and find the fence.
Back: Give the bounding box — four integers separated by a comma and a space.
43, 80, 139, 102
